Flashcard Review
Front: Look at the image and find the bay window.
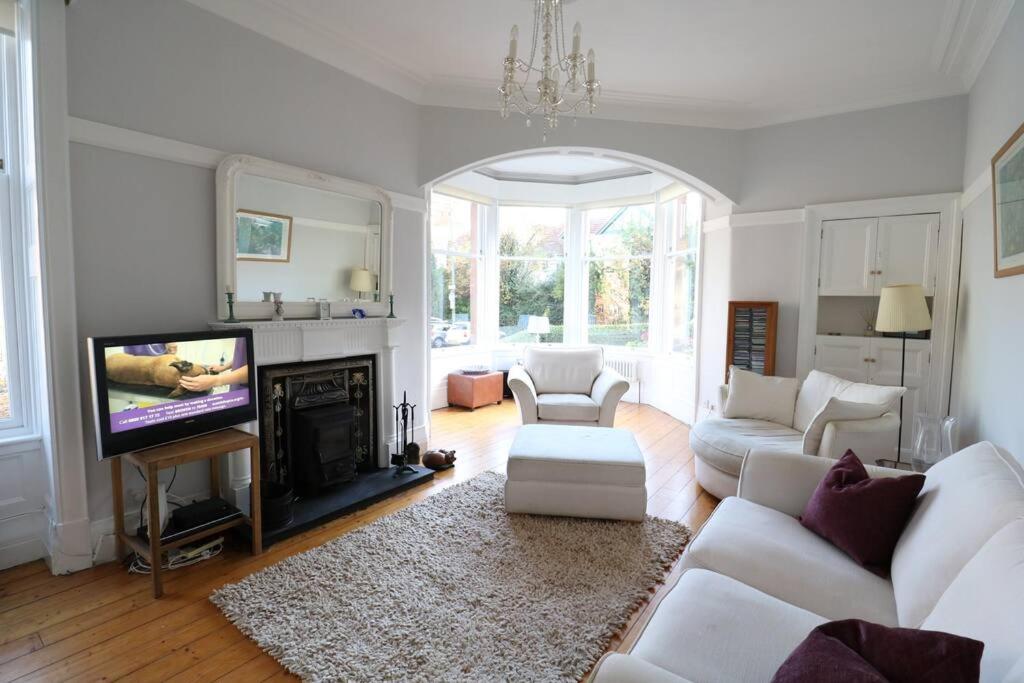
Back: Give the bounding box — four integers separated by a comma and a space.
429, 193, 482, 348
497, 206, 566, 343
584, 204, 654, 347
662, 192, 702, 353
429, 186, 701, 354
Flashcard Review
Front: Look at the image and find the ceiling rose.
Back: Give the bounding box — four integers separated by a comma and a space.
498, 0, 601, 141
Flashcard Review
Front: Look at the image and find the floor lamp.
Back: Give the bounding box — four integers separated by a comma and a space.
874, 284, 932, 468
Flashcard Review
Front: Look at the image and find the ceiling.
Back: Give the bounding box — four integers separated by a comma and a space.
187, 0, 1016, 129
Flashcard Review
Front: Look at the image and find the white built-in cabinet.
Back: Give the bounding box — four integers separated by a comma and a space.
818, 214, 940, 296
815, 335, 929, 453
813, 211, 941, 456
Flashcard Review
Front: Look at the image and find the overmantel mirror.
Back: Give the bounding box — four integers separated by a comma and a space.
216, 155, 393, 321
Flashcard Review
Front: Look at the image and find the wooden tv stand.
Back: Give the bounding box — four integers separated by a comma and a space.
110, 427, 261, 598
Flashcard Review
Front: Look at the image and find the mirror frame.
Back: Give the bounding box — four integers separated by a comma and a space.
216, 154, 394, 321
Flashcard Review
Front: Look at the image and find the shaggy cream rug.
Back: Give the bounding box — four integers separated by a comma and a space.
211, 471, 691, 682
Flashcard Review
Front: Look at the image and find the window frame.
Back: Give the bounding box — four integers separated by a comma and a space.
0, 31, 35, 439
661, 192, 702, 356
428, 191, 486, 354
580, 202, 656, 349
495, 203, 569, 346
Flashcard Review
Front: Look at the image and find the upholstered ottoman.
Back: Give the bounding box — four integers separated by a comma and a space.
505, 424, 647, 521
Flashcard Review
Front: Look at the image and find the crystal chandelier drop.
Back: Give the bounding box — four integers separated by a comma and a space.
499, 0, 600, 140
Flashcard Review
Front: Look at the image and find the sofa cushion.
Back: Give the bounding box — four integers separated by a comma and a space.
922, 519, 1024, 683
891, 441, 1024, 627
793, 370, 905, 433
631, 569, 826, 683
794, 370, 852, 433
536, 393, 599, 422
772, 619, 983, 683
690, 418, 803, 477
801, 398, 889, 455
722, 367, 800, 427
800, 451, 925, 576
681, 497, 899, 625
525, 346, 602, 395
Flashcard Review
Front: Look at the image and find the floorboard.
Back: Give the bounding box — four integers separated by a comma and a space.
0, 402, 718, 681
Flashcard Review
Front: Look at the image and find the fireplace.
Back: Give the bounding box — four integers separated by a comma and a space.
254, 354, 433, 544
209, 318, 433, 545
258, 356, 378, 492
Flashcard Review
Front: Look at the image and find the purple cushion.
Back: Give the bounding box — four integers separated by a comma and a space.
800, 450, 925, 575
772, 619, 983, 683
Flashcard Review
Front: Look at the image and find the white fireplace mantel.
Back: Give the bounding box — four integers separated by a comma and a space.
208, 317, 406, 511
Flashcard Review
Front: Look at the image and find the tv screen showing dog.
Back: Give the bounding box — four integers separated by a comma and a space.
88, 330, 257, 459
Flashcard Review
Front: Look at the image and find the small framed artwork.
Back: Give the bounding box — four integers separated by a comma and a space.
236, 209, 293, 262
992, 121, 1024, 278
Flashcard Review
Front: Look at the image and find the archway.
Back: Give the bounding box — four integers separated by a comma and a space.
422, 147, 727, 439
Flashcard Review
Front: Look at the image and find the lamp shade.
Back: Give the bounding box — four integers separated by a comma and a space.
349, 268, 374, 293
875, 284, 932, 333
525, 315, 551, 334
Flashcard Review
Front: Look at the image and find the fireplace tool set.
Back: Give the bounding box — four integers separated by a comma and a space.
392, 391, 419, 476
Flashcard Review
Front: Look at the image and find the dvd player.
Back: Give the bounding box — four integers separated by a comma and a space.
138, 497, 242, 544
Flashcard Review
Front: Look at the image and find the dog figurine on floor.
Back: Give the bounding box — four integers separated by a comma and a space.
422, 449, 457, 470
106, 353, 210, 398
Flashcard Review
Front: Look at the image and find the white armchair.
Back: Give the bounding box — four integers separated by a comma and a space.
508, 346, 629, 427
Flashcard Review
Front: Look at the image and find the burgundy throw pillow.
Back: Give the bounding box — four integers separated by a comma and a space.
800, 450, 924, 575
772, 619, 983, 683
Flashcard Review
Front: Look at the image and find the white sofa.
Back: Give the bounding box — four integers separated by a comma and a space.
508, 346, 629, 428
591, 441, 1024, 682
690, 370, 903, 499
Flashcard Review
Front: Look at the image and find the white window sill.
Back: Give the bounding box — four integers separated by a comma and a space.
0, 431, 43, 455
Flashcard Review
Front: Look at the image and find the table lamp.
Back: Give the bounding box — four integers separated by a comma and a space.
525, 315, 551, 343
875, 284, 932, 466
349, 268, 374, 300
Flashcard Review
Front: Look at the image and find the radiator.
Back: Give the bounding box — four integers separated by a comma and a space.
605, 357, 639, 386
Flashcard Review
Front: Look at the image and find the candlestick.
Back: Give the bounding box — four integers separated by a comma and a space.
387, 294, 396, 319
224, 291, 238, 323
587, 49, 595, 82
225, 283, 233, 294
572, 22, 581, 55
509, 25, 518, 61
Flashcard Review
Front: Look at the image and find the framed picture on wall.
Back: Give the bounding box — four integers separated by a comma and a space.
992, 120, 1024, 278
236, 209, 293, 262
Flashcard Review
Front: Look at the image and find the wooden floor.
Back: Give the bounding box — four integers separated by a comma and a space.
0, 402, 717, 682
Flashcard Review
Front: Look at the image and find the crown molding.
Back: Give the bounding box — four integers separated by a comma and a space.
961, 0, 1016, 88
930, 0, 1016, 89
67, 116, 427, 212
185, 0, 1014, 131
183, 0, 428, 103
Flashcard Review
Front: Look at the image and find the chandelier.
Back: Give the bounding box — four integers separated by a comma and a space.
499, 0, 600, 140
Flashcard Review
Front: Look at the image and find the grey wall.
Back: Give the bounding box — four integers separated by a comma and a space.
950, 1, 1024, 463
66, 0, 425, 520
66, 0, 420, 195
418, 105, 744, 202
739, 97, 968, 212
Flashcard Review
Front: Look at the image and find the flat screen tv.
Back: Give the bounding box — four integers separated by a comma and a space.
88, 329, 257, 459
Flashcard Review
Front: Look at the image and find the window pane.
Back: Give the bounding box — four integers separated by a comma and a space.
431, 194, 478, 253
587, 204, 654, 257
498, 206, 566, 257
682, 192, 702, 251
670, 254, 697, 353
429, 253, 476, 348
588, 259, 651, 347
498, 260, 564, 343
0, 324, 9, 419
